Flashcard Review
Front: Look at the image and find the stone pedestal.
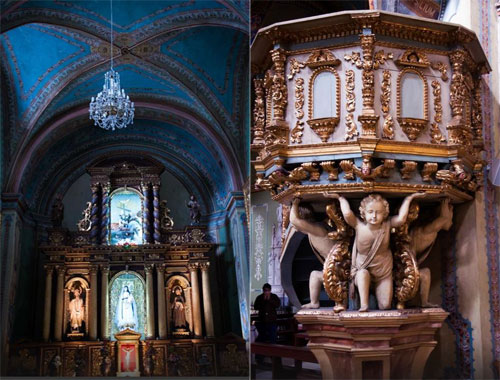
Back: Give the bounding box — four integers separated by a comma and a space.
295, 308, 448, 380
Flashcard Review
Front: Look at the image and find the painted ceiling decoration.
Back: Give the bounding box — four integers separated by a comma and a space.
0, 0, 249, 214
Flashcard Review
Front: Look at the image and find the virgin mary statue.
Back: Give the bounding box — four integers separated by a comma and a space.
115, 285, 138, 331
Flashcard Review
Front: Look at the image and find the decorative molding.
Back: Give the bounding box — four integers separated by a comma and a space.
291, 78, 305, 143
344, 70, 358, 141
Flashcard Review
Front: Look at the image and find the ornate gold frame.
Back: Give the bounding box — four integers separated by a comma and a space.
396, 68, 429, 141
307, 67, 341, 142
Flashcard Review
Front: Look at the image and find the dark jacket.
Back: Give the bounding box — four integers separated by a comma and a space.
254, 293, 281, 323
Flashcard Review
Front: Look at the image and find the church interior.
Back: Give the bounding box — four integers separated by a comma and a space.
250, 0, 500, 379
1, 0, 249, 377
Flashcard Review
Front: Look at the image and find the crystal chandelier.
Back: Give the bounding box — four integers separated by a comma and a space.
89, 0, 134, 131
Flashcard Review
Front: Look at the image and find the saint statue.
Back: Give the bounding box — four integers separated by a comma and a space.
115, 285, 138, 331
67, 281, 85, 333
186, 195, 201, 225
171, 286, 187, 328
51, 194, 64, 227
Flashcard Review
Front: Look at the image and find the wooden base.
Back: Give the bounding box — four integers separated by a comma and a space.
295, 307, 448, 380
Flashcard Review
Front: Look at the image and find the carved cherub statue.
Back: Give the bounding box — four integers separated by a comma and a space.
324, 192, 425, 311
409, 198, 453, 307
290, 197, 338, 309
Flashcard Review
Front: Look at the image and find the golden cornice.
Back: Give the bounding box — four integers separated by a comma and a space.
271, 183, 472, 204
252, 11, 491, 73
253, 140, 462, 172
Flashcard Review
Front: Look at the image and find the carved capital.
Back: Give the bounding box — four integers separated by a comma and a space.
56, 266, 66, 276
144, 264, 154, 275
44, 265, 54, 276
90, 265, 99, 275
187, 263, 200, 272
100, 265, 110, 275
155, 263, 165, 274
199, 262, 210, 271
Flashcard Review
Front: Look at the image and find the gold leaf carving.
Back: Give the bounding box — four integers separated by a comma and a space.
320, 161, 339, 181
421, 162, 438, 182
344, 70, 358, 141
302, 162, 321, 181
288, 58, 305, 80
323, 201, 353, 313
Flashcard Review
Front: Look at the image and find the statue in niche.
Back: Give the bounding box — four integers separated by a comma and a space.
186, 195, 201, 225
409, 198, 453, 307
325, 192, 425, 311
115, 285, 138, 331
51, 194, 64, 227
171, 286, 187, 329
48, 355, 61, 376
289, 198, 339, 309
67, 281, 86, 334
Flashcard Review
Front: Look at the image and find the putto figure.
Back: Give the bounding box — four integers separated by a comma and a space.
325, 192, 425, 311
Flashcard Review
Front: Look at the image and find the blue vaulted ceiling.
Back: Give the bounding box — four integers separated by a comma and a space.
0, 0, 249, 213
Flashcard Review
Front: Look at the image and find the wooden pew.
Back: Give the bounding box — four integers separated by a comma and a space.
251, 342, 318, 379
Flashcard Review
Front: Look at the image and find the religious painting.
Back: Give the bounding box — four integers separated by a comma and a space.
119, 344, 137, 373
109, 272, 145, 339
109, 188, 143, 245
63, 277, 89, 338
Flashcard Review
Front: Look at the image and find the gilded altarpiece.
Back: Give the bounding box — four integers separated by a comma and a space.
8, 158, 248, 377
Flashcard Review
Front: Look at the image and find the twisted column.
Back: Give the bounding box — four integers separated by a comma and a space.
200, 262, 215, 337
43, 266, 54, 342
156, 264, 167, 338
100, 265, 110, 340
145, 264, 155, 339
90, 184, 100, 245
54, 266, 65, 341
101, 184, 110, 244
152, 184, 161, 244
188, 263, 202, 337
89, 265, 98, 340
141, 183, 152, 244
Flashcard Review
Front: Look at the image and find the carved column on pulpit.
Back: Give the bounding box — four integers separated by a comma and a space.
89, 265, 98, 340
141, 182, 152, 244
90, 184, 100, 245
101, 183, 110, 244
43, 266, 53, 342
156, 264, 167, 338
101, 265, 110, 340
145, 264, 155, 339
188, 263, 202, 337
200, 262, 215, 337
54, 266, 65, 341
152, 184, 161, 244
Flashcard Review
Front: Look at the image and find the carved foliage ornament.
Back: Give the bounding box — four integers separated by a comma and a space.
291, 77, 305, 143
396, 49, 430, 68
381, 70, 394, 139
431, 80, 446, 144
305, 49, 341, 68
323, 200, 353, 312
252, 79, 265, 145
344, 70, 358, 141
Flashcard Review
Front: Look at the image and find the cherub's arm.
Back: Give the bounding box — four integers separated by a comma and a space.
421, 198, 453, 234
391, 192, 426, 227
289, 198, 328, 237
323, 192, 358, 228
